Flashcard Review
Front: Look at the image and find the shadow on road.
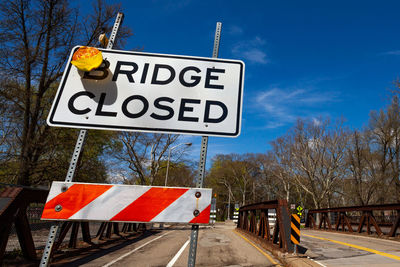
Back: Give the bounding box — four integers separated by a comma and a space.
52, 230, 161, 266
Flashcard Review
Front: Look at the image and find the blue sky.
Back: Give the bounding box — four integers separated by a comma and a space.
117, 0, 400, 162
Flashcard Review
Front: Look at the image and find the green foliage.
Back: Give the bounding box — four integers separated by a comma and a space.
0, 128, 114, 185
151, 161, 195, 187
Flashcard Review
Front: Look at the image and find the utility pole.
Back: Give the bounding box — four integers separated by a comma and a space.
228, 189, 231, 220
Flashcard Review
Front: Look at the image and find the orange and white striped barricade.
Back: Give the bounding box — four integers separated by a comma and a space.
41, 182, 212, 224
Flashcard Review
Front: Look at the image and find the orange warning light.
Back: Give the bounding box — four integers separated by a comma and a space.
71, 46, 103, 72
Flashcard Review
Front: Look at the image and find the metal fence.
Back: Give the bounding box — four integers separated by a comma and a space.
305, 203, 400, 237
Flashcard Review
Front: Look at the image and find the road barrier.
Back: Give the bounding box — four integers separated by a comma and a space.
41, 182, 211, 224
306, 203, 400, 238
236, 199, 294, 253
0, 184, 150, 265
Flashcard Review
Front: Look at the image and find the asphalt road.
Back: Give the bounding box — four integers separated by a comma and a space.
58, 222, 282, 267
301, 229, 400, 267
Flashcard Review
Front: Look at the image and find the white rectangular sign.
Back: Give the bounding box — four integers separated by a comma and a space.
47, 47, 244, 137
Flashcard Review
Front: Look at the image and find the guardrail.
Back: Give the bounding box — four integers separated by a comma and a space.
305, 203, 400, 238
236, 199, 293, 252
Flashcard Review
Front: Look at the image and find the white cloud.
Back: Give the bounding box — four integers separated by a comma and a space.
241, 49, 268, 64
232, 36, 268, 64
312, 117, 322, 126
308, 138, 321, 150
253, 86, 339, 129
381, 50, 400, 56
250, 36, 266, 46
228, 25, 243, 36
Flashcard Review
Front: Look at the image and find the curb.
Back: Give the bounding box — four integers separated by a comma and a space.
234, 228, 320, 267
277, 252, 321, 267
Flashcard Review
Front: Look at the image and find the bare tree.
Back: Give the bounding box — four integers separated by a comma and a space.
231, 155, 255, 205
0, 0, 131, 185
251, 153, 280, 201
113, 133, 181, 185
285, 118, 348, 209
0, 97, 19, 183
270, 136, 295, 202
366, 95, 400, 203
386, 95, 400, 202
345, 130, 379, 205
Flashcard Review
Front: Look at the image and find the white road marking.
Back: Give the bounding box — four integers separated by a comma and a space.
102, 231, 171, 267
308, 257, 328, 267
166, 237, 190, 267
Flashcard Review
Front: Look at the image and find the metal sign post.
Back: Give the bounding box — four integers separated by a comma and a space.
187, 22, 222, 267
39, 12, 124, 267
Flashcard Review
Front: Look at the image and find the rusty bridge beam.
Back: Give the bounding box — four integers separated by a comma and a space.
14, 206, 37, 259
343, 213, 353, 233
0, 186, 48, 263
237, 199, 292, 253
308, 203, 400, 213
239, 200, 280, 212
368, 212, 383, 236
388, 211, 400, 237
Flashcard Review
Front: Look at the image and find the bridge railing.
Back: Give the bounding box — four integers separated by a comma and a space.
305, 203, 400, 238
0, 184, 49, 262
237, 199, 293, 252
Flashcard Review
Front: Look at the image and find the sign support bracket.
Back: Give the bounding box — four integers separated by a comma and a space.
39, 12, 124, 267
187, 22, 222, 267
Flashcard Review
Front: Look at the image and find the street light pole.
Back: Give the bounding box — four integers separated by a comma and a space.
165, 148, 172, 186
165, 142, 192, 186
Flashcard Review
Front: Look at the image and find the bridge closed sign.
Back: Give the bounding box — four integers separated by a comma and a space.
47, 47, 245, 137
